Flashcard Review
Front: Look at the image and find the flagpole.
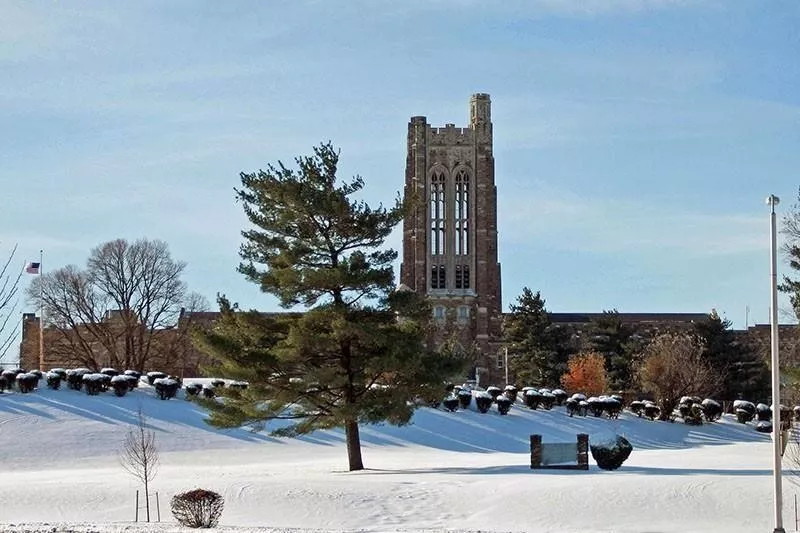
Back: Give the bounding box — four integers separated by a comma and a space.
38, 249, 44, 371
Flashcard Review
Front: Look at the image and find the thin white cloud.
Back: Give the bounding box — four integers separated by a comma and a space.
499, 182, 767, 257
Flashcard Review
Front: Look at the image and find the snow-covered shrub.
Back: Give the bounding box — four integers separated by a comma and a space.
756, 421, 773, 433
565, 398, 579, 417
110, 375, 130, 397
146, 371, 167, 386
1, 370, 17, 390
16, 373, 37, 393
170, 488, 224, 528
49, 368, 67, 380
552, 389, 568, 406
184, 383, 202, 399
457, 389, 472, 409
590, 434, 633, 470
701, 399, 722, 422
124, 370, 141, 387
46, 372, 62, 390
28, 369, 43, 380
201, 385, 216, 398
643, 401, 660, 421
587, 397, 604, 417
229, 381, 248, 390
496, 394, 512, 415
486, 386, 502, 400
503, 385, 518, 403
540, 391, 556, 410
154, 378, 180, 400
82, 373, 105, 395
210, 379, 226, 389
442, 395, 459, 412
67, 368, 90, 390
100, 368, 119, 377
734, 400, 756, 423
629, 400, 645, 417
523, 389, 541, 410
0, 373, 9, 392
98, 373, 112, 391
756, 403, 771, 422
475, 391, 493, 413
603, 397, 622, 419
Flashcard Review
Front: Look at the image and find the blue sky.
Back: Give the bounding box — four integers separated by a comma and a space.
2, 0, 799, 347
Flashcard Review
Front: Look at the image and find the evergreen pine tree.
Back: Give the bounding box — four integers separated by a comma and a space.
503, 288, 568, 387
693, 310, 768, 401
196, 143, 465, 471
585, 310, 638, 392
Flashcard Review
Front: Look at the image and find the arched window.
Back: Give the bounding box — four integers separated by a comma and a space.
430, 170, 446, 256
454, 169, 469, 255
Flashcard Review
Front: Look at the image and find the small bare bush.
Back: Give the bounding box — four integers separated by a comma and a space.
170, 488, 224, 528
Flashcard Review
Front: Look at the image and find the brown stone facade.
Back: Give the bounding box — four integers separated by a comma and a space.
400, 94, 504, 385
19, 310, 214, 377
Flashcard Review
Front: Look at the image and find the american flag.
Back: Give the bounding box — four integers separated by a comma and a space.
25, 262, 40, 274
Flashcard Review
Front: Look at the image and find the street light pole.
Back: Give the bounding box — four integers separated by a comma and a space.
767, 193, 785, 533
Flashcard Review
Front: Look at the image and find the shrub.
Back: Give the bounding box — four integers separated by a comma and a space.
552, 388, 568, 406
523, 389, 541, 409
170, 488, 224, 528
442, 395, 459, 412
496, 394, 512, 415
228, 381, 248, 390
46, 372, 62, 390
49, 368, 67, 380
201, 385, 216, 398
0, 373, 8, 392
603, 397, 622, 419
457, 389, 472, 409
486, 386, 502, 400
756, 421, 773, 433
756, 403, 771, 422
154, 378, 180, 400
124, 370, 141, 387
734, 400, 756, 423
100, 368, 119, 377
110, 375, 130, 397
590, 435, 633, 470
540, 391, 555, 410
146, 371, 167, 386
184, 383, 202, 399
701, 399, 722, 422
475, 391, 493, 413
83, 373, 105, 395
643, 401, 660, 421
629, 400, 645, 417
67, 368, 91, 391
503, 385, 518, 403
560, 351, 608, 398
210, 379, 226, 389
16, 373, 37, 393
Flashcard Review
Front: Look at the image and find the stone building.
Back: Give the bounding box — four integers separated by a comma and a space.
400, 93, 505, 384
19, 309, 214, 377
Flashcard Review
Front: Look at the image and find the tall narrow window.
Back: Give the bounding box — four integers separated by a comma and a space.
430, 171, 446, 255
455, 170, 470, 255
431, 264, 446, 289
455, 264, 471, 289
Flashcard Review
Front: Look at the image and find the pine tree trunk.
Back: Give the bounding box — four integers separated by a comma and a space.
345, 419, 364, 471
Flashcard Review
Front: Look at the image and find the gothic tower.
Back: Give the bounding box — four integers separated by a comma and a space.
400, 94, 504, 384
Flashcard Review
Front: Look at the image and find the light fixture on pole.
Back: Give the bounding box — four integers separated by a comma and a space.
767, 193, 785, 533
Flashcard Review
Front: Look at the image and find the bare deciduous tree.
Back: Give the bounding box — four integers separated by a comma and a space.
27, 238, 202, 371
120, 407, 160, 522
0, 244, 23, 362
638, 332, 720, 421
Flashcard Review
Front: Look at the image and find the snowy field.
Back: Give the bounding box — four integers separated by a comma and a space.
0, 379, 796, 533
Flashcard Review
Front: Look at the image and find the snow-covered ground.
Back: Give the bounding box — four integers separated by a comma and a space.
0, 379, 795, 533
